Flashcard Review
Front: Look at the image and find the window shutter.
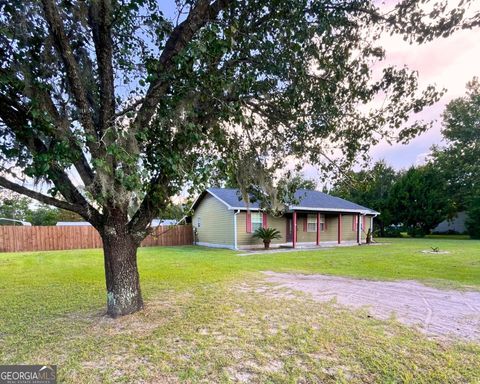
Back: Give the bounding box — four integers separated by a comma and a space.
325, 216, 328, 231
246, 212, 252, 233
362, 216, 366, 231
303, 216, 307, 232
352, 216, 356, 232
262, 212, 268, 228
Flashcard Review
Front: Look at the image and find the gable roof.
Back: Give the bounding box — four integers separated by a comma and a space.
192, 188, 379, 215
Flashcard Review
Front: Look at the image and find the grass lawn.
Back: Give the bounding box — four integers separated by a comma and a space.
1, 238, 479, 383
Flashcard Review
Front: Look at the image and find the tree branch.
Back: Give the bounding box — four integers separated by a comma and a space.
0, 176, 83, 215
40, 0, 102, 157
133, 0, 231, 132
88, 0, 115, 133
0, 94, 102, 223
31, 87, 95, 187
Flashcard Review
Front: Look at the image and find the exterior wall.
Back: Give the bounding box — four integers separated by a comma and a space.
296, 213, 357, 243
192, 194, 234, 247
192, 194, 375, 249
237, 212, 286, 246
237, 212, 368, 246
362, 215, 373, 240
341, 214, 356, 241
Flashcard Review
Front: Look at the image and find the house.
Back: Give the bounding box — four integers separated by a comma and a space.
191, 188, 379, 249
433, 211, 468, 234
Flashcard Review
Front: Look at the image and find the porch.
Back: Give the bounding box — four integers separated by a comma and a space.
284, 211, 370, 249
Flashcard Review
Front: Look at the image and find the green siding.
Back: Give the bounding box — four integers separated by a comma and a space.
192, 193, 375, 249
237, 212, 286, 246
237, 212, 374, 246
192, 194, 234, 246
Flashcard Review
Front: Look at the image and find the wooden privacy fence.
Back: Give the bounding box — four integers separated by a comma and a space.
0, 224, 193, 253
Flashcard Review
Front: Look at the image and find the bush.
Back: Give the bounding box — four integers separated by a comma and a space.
406, 226, 429, 238
379, 226, 403, 238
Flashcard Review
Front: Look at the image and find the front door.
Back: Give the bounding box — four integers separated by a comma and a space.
286, 216, 293, 242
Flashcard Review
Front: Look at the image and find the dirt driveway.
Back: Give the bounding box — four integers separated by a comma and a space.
264, 272, 480, 341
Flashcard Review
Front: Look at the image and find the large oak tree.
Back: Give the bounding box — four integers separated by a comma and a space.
0, 0, 477, 316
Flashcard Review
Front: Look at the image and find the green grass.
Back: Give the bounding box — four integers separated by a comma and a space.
1, 238, 479, 383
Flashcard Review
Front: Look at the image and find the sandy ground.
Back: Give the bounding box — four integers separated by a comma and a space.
263, 272, 480, 341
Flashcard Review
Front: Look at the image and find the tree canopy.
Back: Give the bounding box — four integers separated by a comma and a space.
330, 160, 397, 236
388, 164, 451, 237
432, 78, 480, 237
0, 0, 478, 316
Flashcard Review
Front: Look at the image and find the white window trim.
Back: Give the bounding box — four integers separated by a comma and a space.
251, 212, 262, 232
307, 214, 317, 232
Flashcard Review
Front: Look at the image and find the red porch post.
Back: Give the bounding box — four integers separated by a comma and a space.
356, 214, 360, 244
338, 213, 342, 244
292, 211, 297, 248
316, 212, 320, 245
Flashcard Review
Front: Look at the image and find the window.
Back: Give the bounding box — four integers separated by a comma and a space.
197, 217, 201, 228
307, 214, 325, 232
251, 212, 262, 232
307, 214, 317, 232
319, 214, 326, 232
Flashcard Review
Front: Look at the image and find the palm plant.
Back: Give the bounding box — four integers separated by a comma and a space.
252, 227, 282, 249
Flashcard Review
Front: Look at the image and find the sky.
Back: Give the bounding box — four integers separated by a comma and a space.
369, 26, 480, 169
365, 0, 480, 170
159, 0, 480, 174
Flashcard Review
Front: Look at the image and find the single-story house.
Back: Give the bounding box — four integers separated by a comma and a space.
191, 188, 379, 249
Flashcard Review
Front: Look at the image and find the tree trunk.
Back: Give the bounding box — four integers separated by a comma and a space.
379, 222, 385, 237
102, 232, 144, 317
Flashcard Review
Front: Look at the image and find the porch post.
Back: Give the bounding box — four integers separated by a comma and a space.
337, 213, 342, 244
293, 211, 297, 248
357, 214, 361, 244
370, 216, 374, 242
316, 212, 320, 245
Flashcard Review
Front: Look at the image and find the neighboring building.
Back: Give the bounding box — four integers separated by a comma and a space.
56, 221, 92, 226
151, 219, 178, 227
191, 188, 379, 250
433, 211, 468, 234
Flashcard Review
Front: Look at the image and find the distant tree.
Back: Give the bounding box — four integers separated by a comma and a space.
27, 205, 60, 226
330, 161, 397, 236
0, 190, 31, 222
432, 78, 480, 237
388, 165, 451, 237
162, 203, 187, 221
0, 0, 475, 316
56, 209, 83, 222
465, 196, 480, 239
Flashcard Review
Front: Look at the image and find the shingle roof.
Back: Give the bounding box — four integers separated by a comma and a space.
195, 188, 378, 214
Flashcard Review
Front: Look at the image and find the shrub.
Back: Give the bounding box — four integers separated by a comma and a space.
379, 226, 403, 238
252, 227, 282, 249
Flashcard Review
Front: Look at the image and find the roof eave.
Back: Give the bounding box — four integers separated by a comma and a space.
288, 206, 379, 215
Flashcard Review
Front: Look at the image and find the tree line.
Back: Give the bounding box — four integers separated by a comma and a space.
331, 79, 480, 239
0, 191, 83, 225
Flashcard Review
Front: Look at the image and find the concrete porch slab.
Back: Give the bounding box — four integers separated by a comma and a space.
237, 241, 385, 256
